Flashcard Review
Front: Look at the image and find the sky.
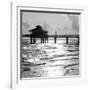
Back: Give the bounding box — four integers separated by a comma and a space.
22, 11, 80, 35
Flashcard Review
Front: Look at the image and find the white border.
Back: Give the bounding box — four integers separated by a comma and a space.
11, 2, 88, 89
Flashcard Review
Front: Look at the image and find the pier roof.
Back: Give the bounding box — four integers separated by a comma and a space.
29, 25, 48, 38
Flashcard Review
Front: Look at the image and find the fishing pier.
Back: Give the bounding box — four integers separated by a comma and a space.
27, 25, 79, 44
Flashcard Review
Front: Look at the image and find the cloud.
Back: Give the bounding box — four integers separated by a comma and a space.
67, 14, 79, 32
22, 22, 30, 28
22, 22, 30, 34
42, 23, 57, 35
22, 12, 79, 35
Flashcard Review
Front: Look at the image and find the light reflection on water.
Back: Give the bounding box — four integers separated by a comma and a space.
22, 38, 79, 78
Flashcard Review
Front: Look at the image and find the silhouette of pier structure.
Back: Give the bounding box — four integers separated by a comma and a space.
51, 34, 79, 44
27, 25, 79, 44
29, 25, 48, 44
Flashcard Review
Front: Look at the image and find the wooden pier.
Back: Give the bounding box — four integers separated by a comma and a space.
29, 25, 48, 44
50, 34, 79, 44
23, 34, 79, 45
23, 25, 80, 45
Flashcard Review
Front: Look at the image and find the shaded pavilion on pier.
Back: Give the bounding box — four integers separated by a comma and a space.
29, 25, 48, 44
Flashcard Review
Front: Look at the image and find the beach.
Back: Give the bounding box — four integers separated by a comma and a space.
21, 38, 79, 78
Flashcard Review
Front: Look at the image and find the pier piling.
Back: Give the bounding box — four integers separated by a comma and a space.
66, 36, 69, 44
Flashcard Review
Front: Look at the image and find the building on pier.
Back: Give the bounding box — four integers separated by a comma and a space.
29, 25, 48, 44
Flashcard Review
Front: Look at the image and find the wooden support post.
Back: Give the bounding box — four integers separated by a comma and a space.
43, 38, 44, 43
33, 38, 36, 44
41, 38, 42, 43
66, 36, 69, 44
30, 36, 31, 44
31, 37, 32, 44
45, 38, 46, 43
30, 32, 31, 44
54, 37, 57, 43
54, 31, 57, 43
47, 37, 48, 43
78, 37, 79, 45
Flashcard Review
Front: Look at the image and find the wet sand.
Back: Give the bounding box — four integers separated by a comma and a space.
21, 38, 79, 78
